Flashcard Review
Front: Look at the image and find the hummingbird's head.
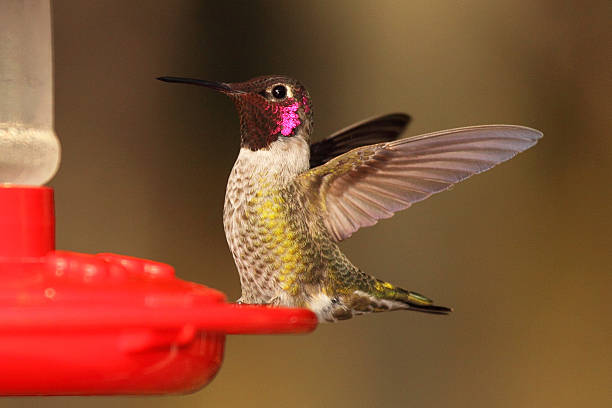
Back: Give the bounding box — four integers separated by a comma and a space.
158, 75, 313, 151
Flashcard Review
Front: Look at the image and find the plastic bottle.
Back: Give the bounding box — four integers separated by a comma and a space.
0, 0, 60, 185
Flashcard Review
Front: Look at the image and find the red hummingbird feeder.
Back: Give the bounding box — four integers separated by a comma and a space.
0, 1, 317, 396
0, 186, 317, 396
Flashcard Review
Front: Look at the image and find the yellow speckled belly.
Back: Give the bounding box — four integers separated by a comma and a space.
247, 187, 306, 295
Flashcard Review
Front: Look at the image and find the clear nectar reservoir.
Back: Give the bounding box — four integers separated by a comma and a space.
0, 0, 60, 185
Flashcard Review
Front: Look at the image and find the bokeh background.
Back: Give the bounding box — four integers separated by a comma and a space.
8, 0, 611, 407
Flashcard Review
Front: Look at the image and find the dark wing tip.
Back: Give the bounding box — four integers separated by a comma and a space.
383, 112, 411, 133
395, 113, 411, 134
392, 112, 411, 125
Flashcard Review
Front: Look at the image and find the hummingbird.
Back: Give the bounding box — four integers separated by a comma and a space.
158, 75, 542, 323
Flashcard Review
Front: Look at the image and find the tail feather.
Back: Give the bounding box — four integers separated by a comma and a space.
403, 291, 452, 314
403, 299, 452, 314
329, 274, 452, 321
369, 279, 452, 315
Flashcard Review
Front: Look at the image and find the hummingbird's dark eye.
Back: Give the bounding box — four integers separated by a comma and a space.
271, 85, 287, 99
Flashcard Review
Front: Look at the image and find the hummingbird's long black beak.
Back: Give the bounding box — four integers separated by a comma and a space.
157, 76, 244, 94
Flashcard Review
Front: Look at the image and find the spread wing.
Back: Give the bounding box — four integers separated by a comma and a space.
309, 113, 410, 168
298, 125, 542, 242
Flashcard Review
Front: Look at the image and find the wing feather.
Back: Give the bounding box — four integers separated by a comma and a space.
299, 125, 542, 241
309, 113, 410, 168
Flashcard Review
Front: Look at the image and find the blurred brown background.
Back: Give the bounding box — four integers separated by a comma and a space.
8, 0, 611, 407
